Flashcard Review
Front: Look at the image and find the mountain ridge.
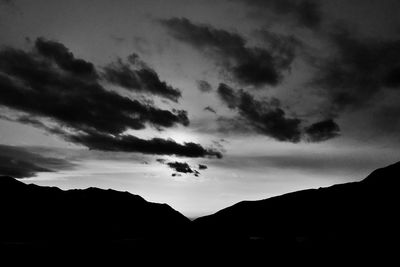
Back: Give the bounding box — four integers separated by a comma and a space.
195, 161, 400, 221
193, 162, 399, 245
1, 162, 399, 264
0, 175, 190, 243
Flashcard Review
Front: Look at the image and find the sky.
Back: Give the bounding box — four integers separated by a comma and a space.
1, 0, 400, 217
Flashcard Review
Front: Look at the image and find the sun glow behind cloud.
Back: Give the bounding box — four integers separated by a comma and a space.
24, 156, 351, 218
20, 138, 394, 218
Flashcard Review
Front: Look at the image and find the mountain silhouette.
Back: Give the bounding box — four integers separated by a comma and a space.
1, 162, 399, 264
193, 162, 400, 262
0, 176, 190, 243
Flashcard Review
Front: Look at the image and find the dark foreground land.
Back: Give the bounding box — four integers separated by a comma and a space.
1, 162, 399, 265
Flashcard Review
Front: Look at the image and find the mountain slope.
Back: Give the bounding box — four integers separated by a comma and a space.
1, 162, 399, 263
0, 176, 190, 242
194, 162, 400, 255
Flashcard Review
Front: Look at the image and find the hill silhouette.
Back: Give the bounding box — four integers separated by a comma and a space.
0, 176, 190, 242
193, 162, 400, 262
1, 162, 399, 264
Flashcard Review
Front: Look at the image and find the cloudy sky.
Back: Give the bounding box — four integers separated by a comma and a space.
1, 0, 400, 217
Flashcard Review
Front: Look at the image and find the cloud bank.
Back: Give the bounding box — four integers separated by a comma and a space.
216, 83, 340, 142
160, 17, 298, 87
0, 38, 221, 158
0, 145, 75, 178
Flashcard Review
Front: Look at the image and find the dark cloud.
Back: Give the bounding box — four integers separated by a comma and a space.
156, 158, 167, 164
257, 30, 302, 68
1, 111, 220, 160
217, 83, 239, 109
0, 38, 188, 134
198, 164, 208, 170
103, 53, 182, 102
65, 131, 222, 158
204, 106, 216, 114
313, 28, 400, 112
232, 0, 322, 29
216, 83, 340, 142
0, 38, 221, 158
160, 17, 297, 87
167, 161, 194, 173
35, 37, 98, 79
305, 119, 340, 142
158, 160, 205, 176
0, 114, 221, 158
217, 83, 302, 142
0, 155, 50, 178
0, 114, 46, 129
196, 80, 213, 93
385, 67, 400, 88
0, 113, 70, 137
2, 114, 221, 160
0, 145, 75, 178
